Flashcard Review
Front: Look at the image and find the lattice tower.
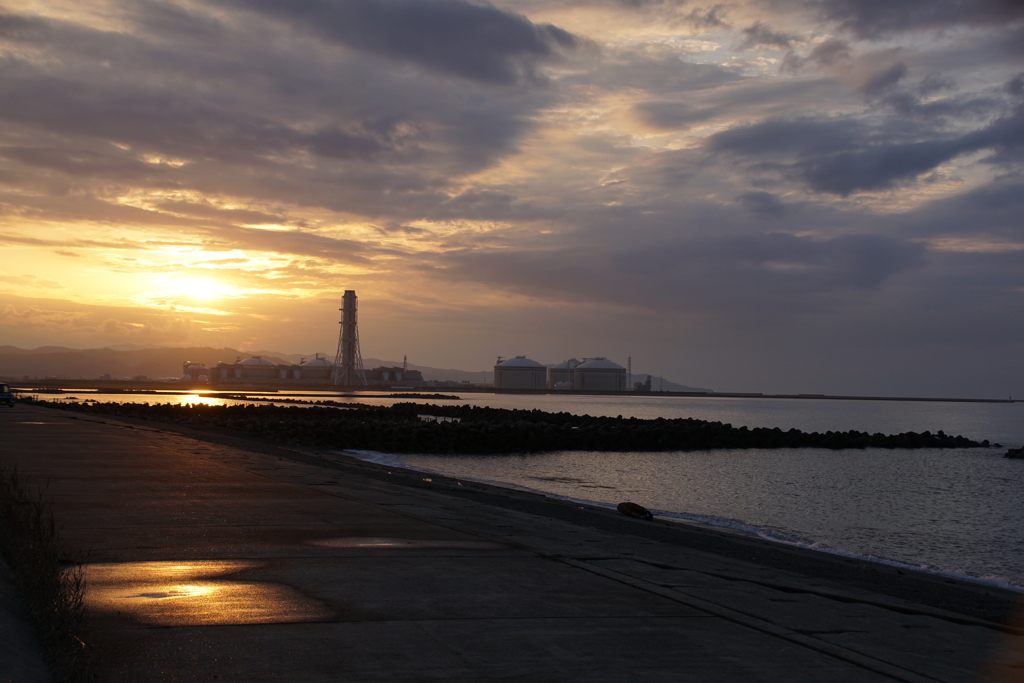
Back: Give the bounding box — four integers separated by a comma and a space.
332, 290, 366, 386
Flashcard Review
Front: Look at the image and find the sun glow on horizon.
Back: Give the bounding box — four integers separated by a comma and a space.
151, 276, 235, 302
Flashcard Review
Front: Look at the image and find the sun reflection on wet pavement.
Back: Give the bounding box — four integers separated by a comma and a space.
85, 561, 333, 626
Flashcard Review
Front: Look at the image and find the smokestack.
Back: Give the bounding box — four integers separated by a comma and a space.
332, 290, 366, 386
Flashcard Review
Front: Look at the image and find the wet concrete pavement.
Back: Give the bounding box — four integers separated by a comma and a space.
1, 403, 1022, 682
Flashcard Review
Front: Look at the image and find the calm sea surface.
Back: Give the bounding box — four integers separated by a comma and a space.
47, 390, 1024, 588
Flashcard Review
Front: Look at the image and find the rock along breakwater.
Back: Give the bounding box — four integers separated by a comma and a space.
41, 401, 989, 454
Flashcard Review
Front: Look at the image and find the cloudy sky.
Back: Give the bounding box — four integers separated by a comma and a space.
1, 0, 1022, 396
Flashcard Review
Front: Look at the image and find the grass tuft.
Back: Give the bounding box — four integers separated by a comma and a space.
0, 466, 92, 682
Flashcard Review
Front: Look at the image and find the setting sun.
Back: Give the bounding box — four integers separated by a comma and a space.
155, 277, 232, 301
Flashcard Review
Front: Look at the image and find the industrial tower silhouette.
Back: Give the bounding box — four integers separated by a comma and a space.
331, 290, 366, 386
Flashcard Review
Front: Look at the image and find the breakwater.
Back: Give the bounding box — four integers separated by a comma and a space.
42, 401, 989, 454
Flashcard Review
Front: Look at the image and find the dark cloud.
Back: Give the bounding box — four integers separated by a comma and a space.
573, 56, 743, 93
627, 59, 841, 127
918, 73, 956, 95
642, 232, 925, 292
738, 191, 789, 219
0, 6, 556, 220
779, 52, 802, 73
620, 150, 695, 188
154, 201, 288, 226
219, 0, 578, 85
0, 145, 165, 181
682, 5, 730, 28
780, 37, 852, 73
782, 37, 853, 73
430, 230, 926, 319
195, 225, 379, 264
999, 26, 1024, 56
0, 231, 174, 251
434, 189, 534, 221
634, 101, 723, 129
798, 140, 962, 194
898, 175, 1024, 240
964, 107, 1024, 164
740, 21, 798, 49
0, 68, 390, 165
810, 37, 852, 65
376, 224, 429, 236
707, 103, 1024, 195
707, 118, 863, 157
860, 62, 908, 97
814, 0, 1024, 39
800, 108, 1024, 192
1008, 74, 1024, 97
876, 91, 1000, 122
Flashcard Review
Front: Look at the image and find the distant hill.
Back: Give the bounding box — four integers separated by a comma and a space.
0, 346, 287, 381
0, 345, 80, 355
0, 345, 706, 390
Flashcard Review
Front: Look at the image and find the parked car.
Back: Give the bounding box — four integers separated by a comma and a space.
0, 383, 16, 408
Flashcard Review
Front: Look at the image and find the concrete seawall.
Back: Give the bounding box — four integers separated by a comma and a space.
1, 403, 1022, 682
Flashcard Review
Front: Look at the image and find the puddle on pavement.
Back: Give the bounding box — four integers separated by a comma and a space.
309, 537, 506, 550
85, 561, 333, 626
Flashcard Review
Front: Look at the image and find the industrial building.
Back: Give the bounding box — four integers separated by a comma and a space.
181, 362, 209, 383
364, 366, 424, 387
212, 355, 336, 386
573, 357, 628, 391
549, 359, 580, 390
296, 355, 333, 381
215, 356, 275, 384
496, 355, 630, 391
207, 353, 426, 388
493, 356, 547, 389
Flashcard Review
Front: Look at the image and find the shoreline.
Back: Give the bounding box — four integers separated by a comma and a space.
303, 450, 1024, 628
33, 403, 1018, 628
351, 449, 1024, 597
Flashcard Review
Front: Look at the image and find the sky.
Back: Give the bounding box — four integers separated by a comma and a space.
1, 0, 1023, 397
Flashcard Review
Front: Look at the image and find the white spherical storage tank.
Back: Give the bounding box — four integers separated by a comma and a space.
182, 363, 208, 383
573, 358, 627, 391
548, 358, 580, 389
494, 356, 547, 389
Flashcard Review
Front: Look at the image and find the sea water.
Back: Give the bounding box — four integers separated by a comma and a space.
375, 395, 1024, 589
46, 391, 1024, 588
373, 445, 1024, 587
